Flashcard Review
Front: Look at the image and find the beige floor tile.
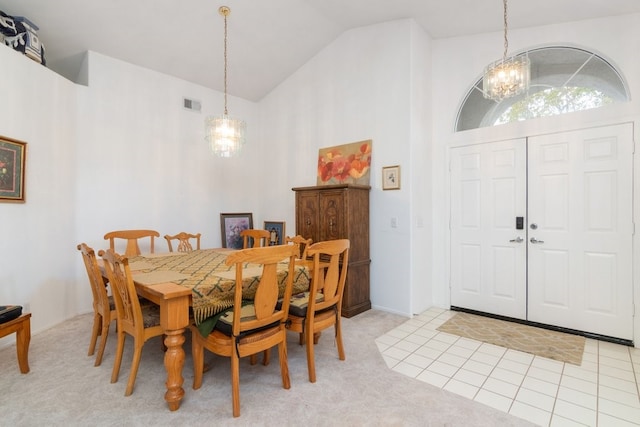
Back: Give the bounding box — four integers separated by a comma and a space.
380, 309, 640, 427
509, 401, 551, 426
475, 389, 513, 412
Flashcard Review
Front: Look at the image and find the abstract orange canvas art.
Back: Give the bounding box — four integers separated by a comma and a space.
316, 139, 372, 186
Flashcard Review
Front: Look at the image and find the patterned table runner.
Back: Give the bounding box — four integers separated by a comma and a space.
130, 249, 310, 324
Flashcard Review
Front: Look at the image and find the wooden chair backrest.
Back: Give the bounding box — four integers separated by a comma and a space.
104, 229, 160, 257
164, 232, 201, 252
99, 249, 144, 337
284, 235, 313, 260
77, 243, 110, 317
241, 229, 270, 248
224, 245, 297, 336
307, 239, 350, 313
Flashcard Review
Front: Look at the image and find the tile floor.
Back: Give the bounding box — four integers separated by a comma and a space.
376, 307, 640, 427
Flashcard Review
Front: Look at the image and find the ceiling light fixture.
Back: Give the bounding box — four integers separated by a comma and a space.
482, 0, 530, 102
205, 5, 246, 157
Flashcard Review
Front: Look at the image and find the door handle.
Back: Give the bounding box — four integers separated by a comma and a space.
530, 237, 545, 244
509, 236, 523, 243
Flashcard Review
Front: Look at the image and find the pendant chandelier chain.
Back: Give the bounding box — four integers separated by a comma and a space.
222, 8, 229, 116
502, 0, 509, 60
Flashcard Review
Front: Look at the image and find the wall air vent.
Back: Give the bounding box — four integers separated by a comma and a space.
183, 97, 201, 112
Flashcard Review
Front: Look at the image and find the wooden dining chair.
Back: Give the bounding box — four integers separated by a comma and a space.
190, 244, 297, 417
103, 229, 160, 257
285, 239, 350, 383
99, 248, 164, 396
240, 229, 270, 248
164, 232, 201, 252
249, 234, 313, 366
284, 235, 313, 263
77, 243, 117, 367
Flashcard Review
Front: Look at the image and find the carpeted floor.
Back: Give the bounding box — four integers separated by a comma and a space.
0, 309, 534, 427
437, 312, 585, 365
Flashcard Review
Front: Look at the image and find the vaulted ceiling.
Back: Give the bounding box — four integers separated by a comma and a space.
2, 0, 640, 101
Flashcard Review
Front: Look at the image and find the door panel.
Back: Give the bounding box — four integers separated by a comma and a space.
319, 190, 345, 241
537, 249, 570, 307
450, 139, 527, 319
297, 192, 319, 240
528, 124, 634, 340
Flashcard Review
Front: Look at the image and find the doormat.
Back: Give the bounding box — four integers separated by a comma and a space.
437, 312, 585, 365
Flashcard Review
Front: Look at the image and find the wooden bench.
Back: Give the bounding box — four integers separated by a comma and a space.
0, 313, 31, 373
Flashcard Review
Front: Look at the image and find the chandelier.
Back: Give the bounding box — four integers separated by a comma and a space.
205, 6, 246, 157
482, 0, 530, 102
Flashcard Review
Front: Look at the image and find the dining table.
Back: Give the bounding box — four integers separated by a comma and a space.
118, 248, 311, 411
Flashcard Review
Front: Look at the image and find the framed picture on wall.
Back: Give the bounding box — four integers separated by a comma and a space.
382, 165, 400, 190
220, 212, 253, 249
264, 221, 285, 246
0, 135, 27, 203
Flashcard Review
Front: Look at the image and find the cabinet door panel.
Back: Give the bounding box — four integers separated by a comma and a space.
342, 261, 370, 317
297, 192, 319, 241
319, 190, 345, 241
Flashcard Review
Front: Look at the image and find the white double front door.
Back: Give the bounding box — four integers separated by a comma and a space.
450, 123, 634, 340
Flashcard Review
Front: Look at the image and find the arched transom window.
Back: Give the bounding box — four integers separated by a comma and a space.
456, 46, 629, 132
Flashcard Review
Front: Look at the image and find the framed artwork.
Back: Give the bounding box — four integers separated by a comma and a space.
317, 139, 372, 186
220, 212, 253, 249
264, 221, 285, 246
382, 165, 401, 190
0, 135, 27, 203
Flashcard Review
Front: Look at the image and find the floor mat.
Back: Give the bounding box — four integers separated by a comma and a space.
437, 312, 585, 365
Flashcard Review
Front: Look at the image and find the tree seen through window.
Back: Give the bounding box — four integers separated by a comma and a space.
495, 86, 614, 125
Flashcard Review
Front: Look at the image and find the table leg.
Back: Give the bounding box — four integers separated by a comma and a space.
15, 316, 30, 374
156, 292, 190, 411
164, 329, 186, 411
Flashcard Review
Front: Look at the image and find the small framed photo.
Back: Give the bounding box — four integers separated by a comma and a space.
264, 221, 285, 246
0, 135, 27, 203
382, 165, 400, 190
220, 212, 253, 249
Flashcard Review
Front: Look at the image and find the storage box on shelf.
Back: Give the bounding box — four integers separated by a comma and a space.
0, 11, 45, 64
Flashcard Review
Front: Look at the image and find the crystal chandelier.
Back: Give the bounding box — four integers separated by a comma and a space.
205, 6, 246, 157
482, 0, 530, 102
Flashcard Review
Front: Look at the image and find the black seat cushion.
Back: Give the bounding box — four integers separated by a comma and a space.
0, 305, 22, 324
215, 302, 279, 337
278, 292, 325, 317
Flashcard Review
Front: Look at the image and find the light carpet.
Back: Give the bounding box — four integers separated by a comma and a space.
437, 312, 585, 365
0, 310, 535, 426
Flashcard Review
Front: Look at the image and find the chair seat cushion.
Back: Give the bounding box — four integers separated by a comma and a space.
280, 292, 324, 317
140, 304, 161, 328
215, 303, 279, 337
0, 305, 22, 324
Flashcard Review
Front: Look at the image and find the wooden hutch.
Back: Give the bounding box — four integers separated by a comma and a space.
292, 184, 371, 317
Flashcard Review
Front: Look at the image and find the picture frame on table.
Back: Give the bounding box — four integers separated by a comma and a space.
220, 212, 253, 249
264, 221, 285, 246
382, 165, 401, 190
0, 135, 27, 203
